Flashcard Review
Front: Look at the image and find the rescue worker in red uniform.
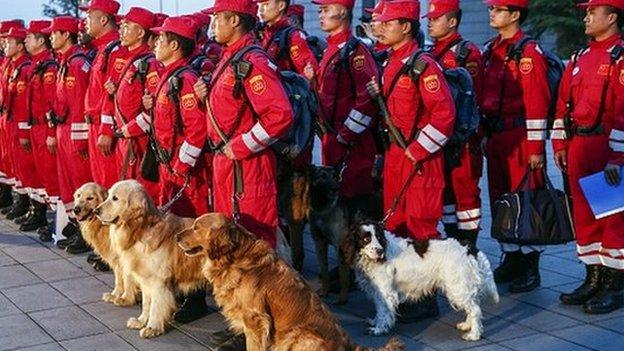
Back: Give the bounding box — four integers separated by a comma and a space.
140, 16, 210, 323
368, 0, 456, 322
199, 1, 293, 347
555, 0, 624, 314
308, 0, 379, 217
44, 16, 94, 250
22, 20, 61, 235
112, 7, 161, 200
426, 0, 484, 248
365, 0, 390, 54
481, 0, 550, 293
82, 0, 122, 190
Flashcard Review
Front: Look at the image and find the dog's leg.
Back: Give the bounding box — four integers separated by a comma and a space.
312, 233, 330, 297
337, 261, 350, 305
368, 280, 399, 336
460, 301, 483, 341
242, 310, 272, 351
140, 284, 176, 339
104, 263, 122, 303
115, 268, 138, 306
290, 219, 305, 272
127, 288, 150, 330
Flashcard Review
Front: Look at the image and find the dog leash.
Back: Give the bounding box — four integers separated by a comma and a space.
159, 175, 190, 214
381, 163, 422, 226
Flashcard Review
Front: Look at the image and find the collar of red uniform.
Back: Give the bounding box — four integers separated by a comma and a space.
327, 28, 352, 47
391, 38, 419, 60
373, 41, 390, 52
10, 53, 30, 67
492, 29, 524, 50
160, 57, 187, 77
59, 45, 80, 63
128, 43, 150, 56
31, 49, 52, 64
91, 29, 119, 49
589, 33, 623, 50
222, 33, 256, 59
434, 32, 462, 51
266, 17, 290, 35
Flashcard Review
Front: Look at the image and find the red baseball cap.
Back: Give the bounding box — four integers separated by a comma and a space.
192, 12, 212, 27
311, 0, 355, 10
27, 20, 52, 35
123, 7, 156, 30
287, 4, 306, 19
4, 27, 27, 40
79, 0, 121, 15
153, 13, 169, 29
365, 1, 385, 15
0, 20, 25, 35
423, 0, 460, 19
42, 16, 80, 34
378, 0, 421, 22
484, 0, 530, 8
151, 16, 197, 41
204, 0, 258, 17
578, 0, 624, 10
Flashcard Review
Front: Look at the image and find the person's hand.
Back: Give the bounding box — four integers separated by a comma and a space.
405, 148, 416, 163
223, 142, 236, 160
193, 79, 208, 101
104, 78, 117, 95
142, 90, 154, 111
605, 163, 621, 186
554, 150, 567, 172
97, 135, 113, 157
366, 77, 380, 97
78, 149, 89, 160
19, 138, 31, 152
46, 136, 57, 155
528, 154, 545, 170
303, 62, 315, 81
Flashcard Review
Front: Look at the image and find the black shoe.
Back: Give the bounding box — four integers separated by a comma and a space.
92, 259, 111, 272
494, 251, 522, 284
6, 194, 30, 220
87, 253, 102, 265
56, 237, 73, 250
62, 221, 79, 239
214, 334, 246, 351
38, 223, 53, 242
560, 265, 602, 305
66, 233, 91, 254
583, 268, 624, 314
0, 185, 13, 208
444, 223, 459, 239
173, 290, 209, 323
456, 229, 479, 252
397, 294, 439, 323
208, 329, 238, 348
510, 252, 541, 293
20, 202, 48, 232
14, 206, 33, 225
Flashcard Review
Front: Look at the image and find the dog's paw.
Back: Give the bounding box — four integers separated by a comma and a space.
140, 326, 164, 339
366, 318, 376, 327
127, 317, 146, 330
456, 321, 472, 332
461, 331, 481, 341
102, 292, 115, 303
114, 296, 136, 307
366, 326, 390, 336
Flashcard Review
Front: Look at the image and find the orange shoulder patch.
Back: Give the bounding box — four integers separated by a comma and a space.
181, 93, 197, 111
113, 58, 126, 74
352, 55, 365, 71
519, 57, 533, 75
465, 62, 479, 77
397, 75, 412, 89
146, 72, 159, 89
290, 45, 301, 60
16, 81, 26, 94
65, 76, 76, 89
43, 72, 55, 85
249, 74, 267, 95
619, 69, 624, 86
598, 64, 610, 76
423, 74, 440, 94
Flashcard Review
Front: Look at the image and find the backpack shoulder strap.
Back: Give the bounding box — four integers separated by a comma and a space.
338, 36, 361, 68
455, 40, 472, 67
509, 36, 535, 63
275, 26, 296, 61
100, 40, 121, 72
231, 45, 266, 98
610, 44, 624, 62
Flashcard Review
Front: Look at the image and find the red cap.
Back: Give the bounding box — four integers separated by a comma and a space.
42, 16, 80, 34
423, 0, 460, 19
577, 0, 624, 10
311, 0, 356, 10
0, 20, 25, 35
78, 18, 87, 31
365, 1, 385, 15
204, 0, 258, 17
27, 20, 52, 35
151, 16, 197, 41
79, 0, 121, 16
153, 13, 169, 29
4, 27, 27, 40
192, 12, 212, 27
123, 7, 156, 30
484, 0, 530, 8
287, 4, 306, 19
378, 0, 421, 22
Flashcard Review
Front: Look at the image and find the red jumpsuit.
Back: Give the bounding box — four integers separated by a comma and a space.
317, 29, 378, 198
208, 33, 293, 248
7, 55, 43, 200
553, 34, 624, 270
0, 56, 17, 187
382, 40, 456, 240
28, 50, 60, 205
114, 44, 161, 200
55, 46, 93, 213
84, 30, 122, 188
431, 32, 484, 232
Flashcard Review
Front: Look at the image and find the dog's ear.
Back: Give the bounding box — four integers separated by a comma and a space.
206, 222, 238, 261
127, 188, 158, 221
340, 229, 358, 267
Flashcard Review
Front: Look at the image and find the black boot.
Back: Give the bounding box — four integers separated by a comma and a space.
87, 253, 102, 265
560, 265, 602, 305
20, 201, 48, 232
92, 259, 111, 272
444, 223, 459, 239
173, 289, 209, 323
494, 251, 522, 283
38, 222, 53, 242
214, 333, 246, 351
66, 231, 91, 254
57, 221, 79, 249
6, 194, 29, 220
510, 251, 541, 293
583, 267, 624, 314
0, 185, 13, 208
14, 202, 34, 225
397, 294, 439, 323
456, 229, 479, 252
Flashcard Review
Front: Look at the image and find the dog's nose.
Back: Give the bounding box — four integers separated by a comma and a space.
73, 206, 81, 215
375, 248, 384, 257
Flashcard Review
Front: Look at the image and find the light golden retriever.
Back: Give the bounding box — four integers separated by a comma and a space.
73, 183, 139, 306
95, 180, 206, 339
176, 213, 404, 351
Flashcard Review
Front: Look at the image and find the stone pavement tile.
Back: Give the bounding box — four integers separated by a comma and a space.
29, 306, 109, 341
540, 255, 585, 278
480, 315, 538, 342
13, 343, 64, 351
29, 306, 108, 341
25, 258, 90, 283
0, 250, 17, 266
329, 305, 368, 326
82, 301, 142, 331
2, 283, 73, 313
51, 276, 112, 304
0, 293, 21, 317
66, 255, 100, 273
95, 272, 116, 287
596, 315, 624, 335
499, 333, 593, 351
0, 232, 37, 248
0, 264, 42, 289
2, 243, 61, 264
0, 314, 54, 351
336, 290, 376, 319
61, 332, 135, 351
171, 311, 227, 346
462, 345, 512, 351
539, 270, 581, 288
117, 328, 209, 351
399, 320, 490, 350
482, 296, 580, 332
341, 323, 434, 351
552, 324, 624, 351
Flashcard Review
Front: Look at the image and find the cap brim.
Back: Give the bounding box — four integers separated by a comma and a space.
150, 26, 165, 34
41, 27, 53, 34
78, 5, 91, 11
377, 14, 400, 22
576, 2, 596, 7
422, 10, 447, 19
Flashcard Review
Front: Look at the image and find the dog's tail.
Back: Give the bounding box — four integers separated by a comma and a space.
355, 336, 405, 351
476, 251, 500, 304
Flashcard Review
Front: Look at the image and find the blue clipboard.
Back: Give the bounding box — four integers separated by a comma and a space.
579, 166, 624, 219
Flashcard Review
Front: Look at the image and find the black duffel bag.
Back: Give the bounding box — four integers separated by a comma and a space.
491, 168, 575, 245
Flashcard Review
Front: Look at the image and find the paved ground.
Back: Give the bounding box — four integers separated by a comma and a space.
2, 162, 624, 351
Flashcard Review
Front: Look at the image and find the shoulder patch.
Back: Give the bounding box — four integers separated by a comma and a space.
465, 61, 479, 77
397, 75, 412, 89
65, 76, 76, 89
43, 72, 55, 84
352, 54, 365, 71
146, 72, 159, 88
113, 58, 126, 73
290, 45, 301, 60
249, 74, 267, 95
423, 74, 440, 93
598, 64, 610, 76
519, 57, 533, 75
619, 69, 624, 86
181, 93, 197, 111
16, 81, 26, 94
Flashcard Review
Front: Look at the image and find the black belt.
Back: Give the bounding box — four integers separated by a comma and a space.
483, 116, 525, 134
573, 124, 604, 136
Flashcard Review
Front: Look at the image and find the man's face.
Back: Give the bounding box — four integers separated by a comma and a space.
488, 5, 516, 29
318, 4, 345, 32
213, 12, 236, 45
258, 0, 284, 24
380, 20, 407, 46
154, 32, 174, 63
24, 33, 43, 54
584, 6, 615, 37
428, 14, 453, 39
86, 9, 107, 37
120, 20, 144, 48
371, 13, 384, 39
4, 38, 23, 58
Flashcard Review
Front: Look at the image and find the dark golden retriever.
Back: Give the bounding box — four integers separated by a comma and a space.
176, 213, 404, 351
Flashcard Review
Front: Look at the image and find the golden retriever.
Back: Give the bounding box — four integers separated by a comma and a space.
95, 180, 206, 339
73, 183, 139, 306
176, 213, 404, 351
